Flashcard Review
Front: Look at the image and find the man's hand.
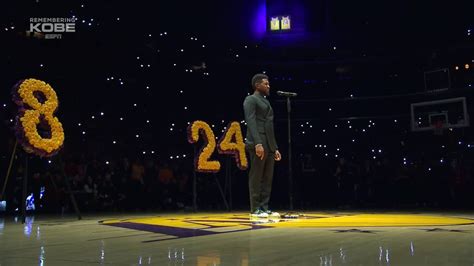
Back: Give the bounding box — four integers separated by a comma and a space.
275, 150, 282, 161
255, 144, 265, 160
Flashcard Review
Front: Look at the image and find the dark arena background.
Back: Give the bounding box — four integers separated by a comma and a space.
1, 0, 474, 265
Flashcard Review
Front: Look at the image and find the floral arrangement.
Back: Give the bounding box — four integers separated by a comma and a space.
187, 120, 221, 173
217, 121, 248, 170
12, 78, 65, 157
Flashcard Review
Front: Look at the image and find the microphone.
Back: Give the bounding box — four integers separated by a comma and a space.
277, 91, 298, 97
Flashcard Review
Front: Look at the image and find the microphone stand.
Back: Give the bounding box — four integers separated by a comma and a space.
285, 96, 294, 210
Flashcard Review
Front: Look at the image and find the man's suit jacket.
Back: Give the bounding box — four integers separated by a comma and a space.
243, 93, 278, 152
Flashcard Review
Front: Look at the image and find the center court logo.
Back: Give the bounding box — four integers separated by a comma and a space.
100, 213, 474, 242
29, 17, 76, 39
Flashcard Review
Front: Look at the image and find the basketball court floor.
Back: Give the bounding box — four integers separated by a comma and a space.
1, 211, 474, 265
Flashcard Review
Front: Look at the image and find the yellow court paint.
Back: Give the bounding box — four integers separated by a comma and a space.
101, 212, 474, 229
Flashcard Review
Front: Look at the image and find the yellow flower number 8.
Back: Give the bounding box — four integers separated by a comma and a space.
14, 78, 65, 157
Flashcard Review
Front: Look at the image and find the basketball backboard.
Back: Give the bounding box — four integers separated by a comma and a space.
410, 97, 469, 132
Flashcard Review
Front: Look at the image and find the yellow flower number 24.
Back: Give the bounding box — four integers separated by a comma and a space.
187, 120, 248, 173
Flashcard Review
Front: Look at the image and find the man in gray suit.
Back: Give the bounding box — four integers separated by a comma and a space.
243, 74, 282, 218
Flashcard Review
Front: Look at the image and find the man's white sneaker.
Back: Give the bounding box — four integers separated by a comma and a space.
263, 209, 280, 217
250, 209, 269, 218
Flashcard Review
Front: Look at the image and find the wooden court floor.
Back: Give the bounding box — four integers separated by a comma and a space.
1, 211, 474, 265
